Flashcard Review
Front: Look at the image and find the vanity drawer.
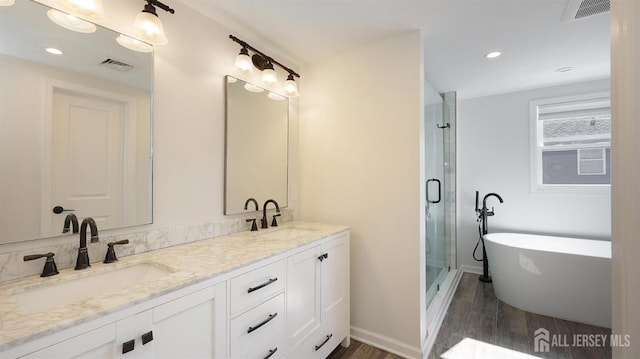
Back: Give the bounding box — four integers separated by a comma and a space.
230, 259, 285, 316
230, 293, 285, 357
287, 313, 346, 359
231, 329, 285, 359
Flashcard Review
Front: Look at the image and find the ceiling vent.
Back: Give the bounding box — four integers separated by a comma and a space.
99, 58, 135, 72
562, 0, 610, 22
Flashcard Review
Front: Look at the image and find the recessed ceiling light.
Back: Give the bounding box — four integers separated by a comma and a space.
485, 51, 502, 59
45, 47, 63, 55
555, 66, 574, 73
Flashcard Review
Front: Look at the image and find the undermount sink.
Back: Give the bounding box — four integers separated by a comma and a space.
259, 227, 317, 240
11, 262, 173, 313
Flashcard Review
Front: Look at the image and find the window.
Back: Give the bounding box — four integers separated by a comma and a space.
530, 92, 611, 191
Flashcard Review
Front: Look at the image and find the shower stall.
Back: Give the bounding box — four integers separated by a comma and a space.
424, 85, 456, 309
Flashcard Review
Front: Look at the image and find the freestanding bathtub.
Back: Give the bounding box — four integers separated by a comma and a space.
484, 232, 611, 328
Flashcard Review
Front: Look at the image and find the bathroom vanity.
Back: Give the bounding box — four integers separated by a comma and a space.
0, 222, 350, 359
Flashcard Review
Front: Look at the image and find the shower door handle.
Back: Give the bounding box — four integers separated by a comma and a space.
426, 179, 441, 204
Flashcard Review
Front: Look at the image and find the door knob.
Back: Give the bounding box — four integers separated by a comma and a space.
52, 206, 74, 214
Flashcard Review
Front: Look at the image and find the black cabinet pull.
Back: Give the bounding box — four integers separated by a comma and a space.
318, 253, 329, 262
263, 347, 278, 359
248, 278, 278, 293
248, 312, 278, 334
315, 334, 333, 351
122, 339, 135, 354
142, 330, 154, 345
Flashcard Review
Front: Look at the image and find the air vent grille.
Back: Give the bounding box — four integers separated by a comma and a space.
562, 0, 610, 22
575, 0, 610, 19
99, 58, 135, 72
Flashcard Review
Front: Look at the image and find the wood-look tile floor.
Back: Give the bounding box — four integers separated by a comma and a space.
429, 272, 612, 359
328, 339, 404, 359
329, 272, 611, 359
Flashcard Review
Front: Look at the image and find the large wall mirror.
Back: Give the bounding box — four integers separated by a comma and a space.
0, 0, 153, 244
225, 76, 288, 215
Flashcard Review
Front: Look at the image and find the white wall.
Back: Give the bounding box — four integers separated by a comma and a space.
299, 31, 425, 357
457, 79, 611, 271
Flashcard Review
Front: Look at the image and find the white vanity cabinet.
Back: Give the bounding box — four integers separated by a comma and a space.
3, 227, 350, 359
286, 233, 349, 358
17, 282, 226, 359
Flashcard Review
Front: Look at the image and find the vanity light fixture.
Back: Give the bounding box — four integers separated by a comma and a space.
47, 9, 97, 33
234, 47, 252, 73
116, 34, 153, 53
0, 0, 15, 6
132, 0, 175, 46
55, 0, 106, 24
229, 34, 301, 97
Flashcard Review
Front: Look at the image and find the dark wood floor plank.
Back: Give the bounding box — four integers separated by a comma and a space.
556, 318, 612, 359
450, 272, 478, 305
525, 311, 571, 359
434, 301, 470, 348
464, 311, 497, 344
471, 281, 498, 316
497, 300, 528, 336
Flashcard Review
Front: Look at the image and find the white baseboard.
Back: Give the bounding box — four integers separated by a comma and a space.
459, 264, 483, 275
421, 269, 463, 358
350, 326, 422, 359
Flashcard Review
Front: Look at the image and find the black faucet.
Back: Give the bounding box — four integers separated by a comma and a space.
62, 213, 79, 234
244, 198, 259, 211
75, 217, 99, 270
244, 198, 260, 231
480, 193, 504, 235
261, 199, 280, 229
476, 192, 504, 283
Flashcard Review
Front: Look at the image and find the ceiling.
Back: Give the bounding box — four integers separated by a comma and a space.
183, 0, 610, 99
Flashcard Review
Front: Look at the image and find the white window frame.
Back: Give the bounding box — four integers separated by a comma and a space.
529, 92, 611, 193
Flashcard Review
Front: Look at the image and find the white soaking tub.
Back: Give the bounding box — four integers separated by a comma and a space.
484, 232, 611, 328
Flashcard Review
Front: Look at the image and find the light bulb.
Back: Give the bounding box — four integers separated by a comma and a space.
116, 34, 153, 53
283, 74, 299, 97
47, 9, 96, 33
133, 7, 168, 45
56, 0, 105, 23
261, 66, 277, 85
0, 0, 15, 6
234, 48, 252, 73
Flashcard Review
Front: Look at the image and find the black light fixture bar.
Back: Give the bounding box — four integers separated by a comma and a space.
229, 35, 300, 78
147, 0, 175, 14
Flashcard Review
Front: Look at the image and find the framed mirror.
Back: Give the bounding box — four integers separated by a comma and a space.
0, 0, 153, 244
225, 76, 288, 214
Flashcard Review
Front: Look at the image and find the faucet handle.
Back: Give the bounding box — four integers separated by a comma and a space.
24, 252, 59, 277
246, 218, 258, 231
104, 240, 130, 263
271, 213, 282, 227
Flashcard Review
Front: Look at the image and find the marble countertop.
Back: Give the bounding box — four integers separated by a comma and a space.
0, 221, 348, 351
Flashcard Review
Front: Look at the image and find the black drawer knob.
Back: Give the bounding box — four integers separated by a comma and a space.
142, 330, 154, 345
122, 339, 135, 354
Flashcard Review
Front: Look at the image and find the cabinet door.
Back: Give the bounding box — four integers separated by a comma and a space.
320, 235, 348, 322
286, 245, 321, 350
151, 283, 226, 359
21, 324, 117, 359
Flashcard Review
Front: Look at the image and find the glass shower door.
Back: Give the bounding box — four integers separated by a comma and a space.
425, 87, 449, 307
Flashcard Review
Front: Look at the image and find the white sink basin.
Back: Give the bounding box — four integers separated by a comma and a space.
259, 227, 317, 240
12, 262, 173, 313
